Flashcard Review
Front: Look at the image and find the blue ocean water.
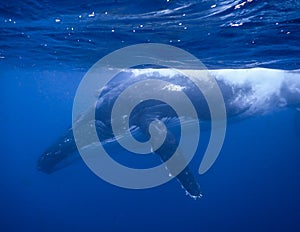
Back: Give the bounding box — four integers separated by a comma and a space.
1, 0, 300, 231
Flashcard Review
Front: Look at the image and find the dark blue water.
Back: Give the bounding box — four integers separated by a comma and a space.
1, 0, 300, 231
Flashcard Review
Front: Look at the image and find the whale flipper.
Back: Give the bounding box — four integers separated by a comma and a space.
139, 116, 201, 198
153, 131, 202, 198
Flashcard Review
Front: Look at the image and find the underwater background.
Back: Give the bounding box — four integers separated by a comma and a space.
1, 0, 300, 231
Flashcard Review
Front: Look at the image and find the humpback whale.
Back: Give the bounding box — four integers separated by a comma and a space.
37, 68, 300, 198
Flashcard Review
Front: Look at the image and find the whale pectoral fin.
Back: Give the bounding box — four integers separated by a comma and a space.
153, 130, 202, 198
176, 165, 202, 198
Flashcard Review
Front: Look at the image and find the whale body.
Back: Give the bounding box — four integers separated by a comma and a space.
37, 68, 300, 198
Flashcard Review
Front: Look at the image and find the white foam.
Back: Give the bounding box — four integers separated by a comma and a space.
130, 68, 179, 78
210, 68, 300, 114
127, 68, 300, 116
210, 68, 284, 114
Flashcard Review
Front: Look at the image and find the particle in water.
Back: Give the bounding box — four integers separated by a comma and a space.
230, 22, 243, 27
55, 19, 61, 23
89, 12, 95, 17
234, 1, 246, 9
